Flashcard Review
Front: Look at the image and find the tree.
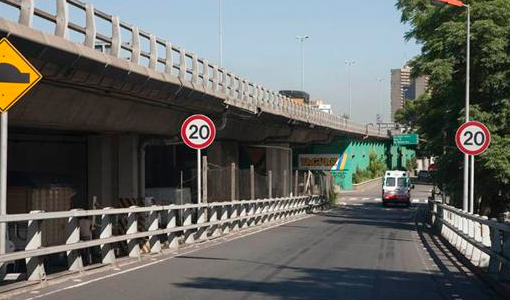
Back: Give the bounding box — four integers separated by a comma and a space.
394, 94, 429, 132
396, 0, 510, 216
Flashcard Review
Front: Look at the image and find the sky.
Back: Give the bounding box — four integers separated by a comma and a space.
2, 0, 421, 123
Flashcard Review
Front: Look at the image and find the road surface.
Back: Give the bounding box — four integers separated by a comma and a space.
12, 183, 498, 300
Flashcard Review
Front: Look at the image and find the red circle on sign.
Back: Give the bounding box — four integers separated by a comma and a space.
455, 121, 491, 156
181, 114, 216, 149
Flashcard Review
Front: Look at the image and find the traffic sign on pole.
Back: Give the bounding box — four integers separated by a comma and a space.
181, 115, 216, 204
181, 114, 216, 150
455, 121, 490, 156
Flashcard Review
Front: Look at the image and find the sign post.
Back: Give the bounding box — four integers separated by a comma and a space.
455, 121, 491, 213
181, 115, 216, 204
0, 38, 42, 259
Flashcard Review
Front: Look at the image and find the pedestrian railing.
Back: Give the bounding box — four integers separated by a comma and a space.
0, 0, 386, 138
0, 195, 325, 282
428, 200, 510, 281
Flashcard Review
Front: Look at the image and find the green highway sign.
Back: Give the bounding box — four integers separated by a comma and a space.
393, 134, 419, 145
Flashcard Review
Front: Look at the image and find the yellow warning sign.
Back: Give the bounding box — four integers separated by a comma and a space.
0, 38, 42, 113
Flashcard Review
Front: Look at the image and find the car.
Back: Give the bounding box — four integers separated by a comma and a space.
382, 170, 414, 207
417, 170, 431, 182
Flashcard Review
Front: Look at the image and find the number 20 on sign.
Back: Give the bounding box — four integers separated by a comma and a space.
455, 121, 490, 156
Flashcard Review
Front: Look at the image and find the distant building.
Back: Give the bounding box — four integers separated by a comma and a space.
390, 65, 428, 122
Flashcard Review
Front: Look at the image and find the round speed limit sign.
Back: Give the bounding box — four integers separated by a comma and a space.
181, 114, 216, 150
455, 121, 491, 156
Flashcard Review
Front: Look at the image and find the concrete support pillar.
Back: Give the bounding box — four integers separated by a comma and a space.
118, 134, 139, 200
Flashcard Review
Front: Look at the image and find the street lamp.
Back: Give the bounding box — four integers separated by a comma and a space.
345, 60, 356, 118
377, 77, 384, 124
218, 0, 223, 67
431, 0, 471, 212
296, 35, 309, 91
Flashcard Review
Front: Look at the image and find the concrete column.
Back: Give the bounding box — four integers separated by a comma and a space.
88, 135, 117, 208
118, 134, 139, 200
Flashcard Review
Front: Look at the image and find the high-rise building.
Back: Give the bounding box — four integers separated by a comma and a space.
390, 65, 428, 121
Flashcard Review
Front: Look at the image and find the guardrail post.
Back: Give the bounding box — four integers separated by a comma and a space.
488, 221, 502, 276
240, 203, 248, 228
148, 34, 158, 69
66, 209, 83, 271
247, 202, 255, 226
178, 48, 187, 80
110, 16, 121, 58
131, 26, 141, 64
55, 0, 69, 39
166, 207, 179, 249
191, 53, 199, 83
183, 207, 194, 244
25, 210, 45, 281
164, 41, 174, 74
100, 208, 115, 264
500, 230, 510, 281
19, 0, 35, 27
212, 65, 219, 92
127, 207, 140, 258
210, 205, 221, 237
149, 207, 161, 253
231, 203, 239, 231
196, 206, 207, 241
471, 216, 482, 266
202, 60, 210, 90
221, 204, 230, 234
466, 218, 475, 261
480, 216, 491, 267
84, 3, 96, 48
460, 216, 468, 255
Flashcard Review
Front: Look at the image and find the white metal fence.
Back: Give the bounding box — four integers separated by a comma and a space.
428, 200, 510, 281
0, 0, 387, 138
0, 195, 325, 282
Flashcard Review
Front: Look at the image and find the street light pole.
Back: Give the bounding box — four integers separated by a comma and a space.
296, 35, 309, 91
377, 77, 384, 123
218, 0, 223, 67
345, 60, 355, 118
431, 0, 470, 212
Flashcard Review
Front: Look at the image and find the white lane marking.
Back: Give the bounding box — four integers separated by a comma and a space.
348, 197, 357, 201
361, 198, 370, 201
339, 202, 347, 206
412, 199, 419, 203
374, 198, 382, 201
24, 216, 312, 300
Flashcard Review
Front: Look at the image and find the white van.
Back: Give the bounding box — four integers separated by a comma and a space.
382, 170, 413, 207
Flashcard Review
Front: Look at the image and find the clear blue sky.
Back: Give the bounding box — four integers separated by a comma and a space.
3, 0, 421, 123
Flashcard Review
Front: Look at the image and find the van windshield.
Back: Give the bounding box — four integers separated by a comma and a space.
397, 177, 408, 187
385, 177, 395, 186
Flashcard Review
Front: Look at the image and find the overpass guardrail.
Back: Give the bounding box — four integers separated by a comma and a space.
0, 195, 325, 282
428, 200, 510, 283
0, 0, 387, 138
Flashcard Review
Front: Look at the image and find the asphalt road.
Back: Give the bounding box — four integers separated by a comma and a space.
13, 183, 498, 300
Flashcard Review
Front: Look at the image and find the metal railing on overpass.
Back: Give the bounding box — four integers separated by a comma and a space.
0, 0, 387, 138
428, 200, 510, 282
0, 195, 325, 282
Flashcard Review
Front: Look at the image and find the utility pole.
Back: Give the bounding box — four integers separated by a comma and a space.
296, 35, 309, 91
345, 60, 356, 118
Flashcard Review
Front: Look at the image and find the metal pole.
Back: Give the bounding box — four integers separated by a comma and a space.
470, 155, 474, 213
463, 4, 470, 212
197, 149, 201, 204
377, 77, 383, 123
348, 63, 351, 118
0, 112, 7, 257
300, 39, 304, 91
218, 0, 223, 67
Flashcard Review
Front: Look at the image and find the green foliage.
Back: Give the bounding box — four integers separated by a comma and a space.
396, 0, 510, 215
406, 156, 418, 172
352, 151, 387, 184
